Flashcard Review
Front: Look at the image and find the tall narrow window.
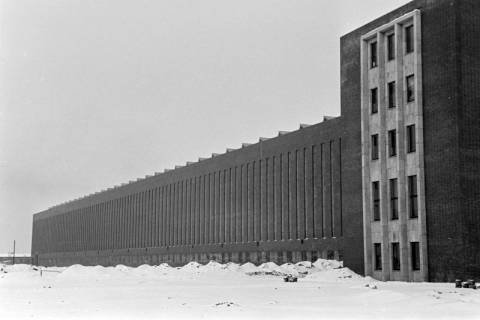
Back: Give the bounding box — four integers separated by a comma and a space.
408, 175, 418, 218
391, 242, 400, 271
388, 81, 396, 108
371, 134, 379, 160
370, 41, 378, 68
407, 124, 416, 153
371, 88, 378, 114
387, 33, 395, 60
374, 243, 382, 270
406, 75, 415, 103
405, 25, 414, 54
390, 178, 398, 220
388, 129, 397, 157
411, 241, 420, 270
372, 181, 380, 221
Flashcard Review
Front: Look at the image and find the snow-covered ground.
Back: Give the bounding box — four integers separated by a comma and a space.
1, 260, 479, 319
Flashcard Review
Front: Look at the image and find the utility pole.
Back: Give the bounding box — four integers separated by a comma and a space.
12, 240, 15, 265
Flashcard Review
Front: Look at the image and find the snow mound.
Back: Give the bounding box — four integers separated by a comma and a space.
114, 264, 131, 272
204, 261, 224, 270
250, 262, 292, 276
181, 261, 202, 271
223, 262, 241, 272
312, 259, 343, 270
157, 263, 172, 270
239, 262, 258, 274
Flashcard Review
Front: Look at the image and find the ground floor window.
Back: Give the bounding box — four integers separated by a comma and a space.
374, 243, 382, 270
391, 242, 400, 271
411, 242, 420, 271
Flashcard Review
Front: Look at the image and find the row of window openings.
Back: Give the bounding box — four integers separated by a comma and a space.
370, 75, 415, 114
370, 24, 414, 69
374, 241, 420, 271
371, 124, 416, 160
372, 175, 418, 221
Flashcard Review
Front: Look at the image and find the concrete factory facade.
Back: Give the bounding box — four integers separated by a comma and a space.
32, 0, 480, 282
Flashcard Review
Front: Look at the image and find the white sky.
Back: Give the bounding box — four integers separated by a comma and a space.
0, 0, 410, 254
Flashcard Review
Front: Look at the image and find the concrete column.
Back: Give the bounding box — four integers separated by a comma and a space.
267, 157, 274, 241
281, 153, 289, 240
323, 143, 332, 239
248, 163, 254, 242
297, 148, 306, 240
305, 146, 314, 239
236, 166, 242, 243
253, 161, 260, 242
225, 169, 231, 244
242, 165, 248, 242
261, 159, 267, 241
219, 170, 225, 244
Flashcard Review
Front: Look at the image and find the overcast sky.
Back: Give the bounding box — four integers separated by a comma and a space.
0, 0, 410, 254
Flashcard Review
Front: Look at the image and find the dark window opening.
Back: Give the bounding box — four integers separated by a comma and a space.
286, 251, 292, 262
392, 242, 400, 271
374, 243, 382, 270
411, 242, 420, 271
405, 25, 414, 54
371, 88, 378, 114
408, 175, 418, 218
407, 124, 416, 153
387, 33, 395, 60
301, 251, 307, 261
371, 134, 379, 160
327, 250, 335, 260
372, 181, 380, 221
406, 75, 415, 103
388, 81, 396, 108
388, 129, 397, 157
370, 41, 378, 68
390, 178, 398, 220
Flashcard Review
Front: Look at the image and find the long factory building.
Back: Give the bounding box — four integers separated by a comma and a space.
32, 0, 480, 282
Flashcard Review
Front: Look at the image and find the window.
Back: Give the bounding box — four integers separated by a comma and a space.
374, 243, 382, 270
372, 181, 380, 221
370, 41, 378, 68
371, 88, 378, 114
406, 75, 415, 103
411, 242, 420, 271
408, 175, 418, 218
371, 134, 379, 160
388, 81, 396, 108
407, 124, 416, 153
388, 129, 397, 157
405, 25, 414, 54
391, 242, 400, 271
390, 178, 398, 220
387, 33, 395, 60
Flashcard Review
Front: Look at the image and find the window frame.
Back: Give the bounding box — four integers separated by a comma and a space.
370, 40, 378, 68
388, 129, 397, 157
389, 178, 398, 220
411, 241, 420, 271
387, 33, 396, 61
371, 87, 378, 114
371, 134, 379, 160
405, 24, 414, 54
372, 181, 380, 222
374, 243, 382, 271
407, 124, 416, 153
408, 175, 418, 219
406, 74, 415, 103
388, 81, 396, 108
391, 242, 400, 271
